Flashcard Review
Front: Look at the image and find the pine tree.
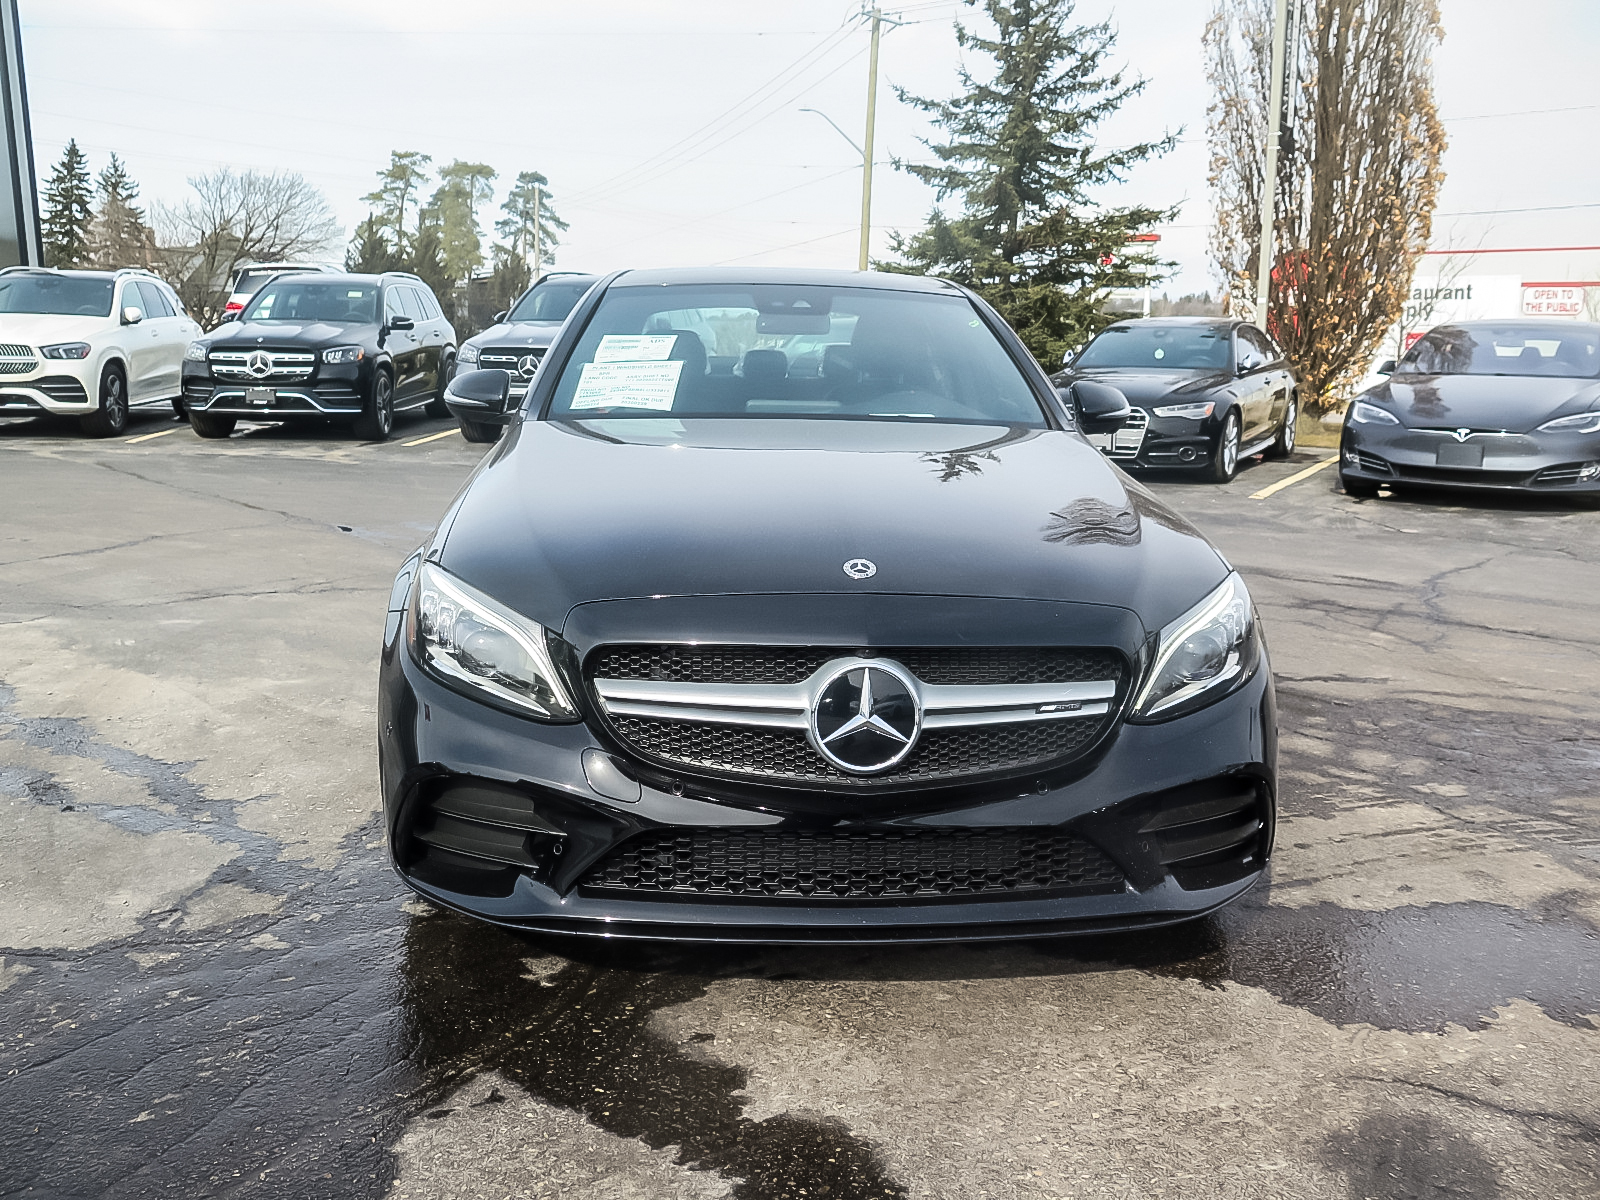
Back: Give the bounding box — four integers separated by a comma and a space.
41, 140, 94, 268
495, 171, 568, 271
363, 150, 433, 255
87, 154, 156, 269
406, 217, 455, 316
883, 0, 1176, 365
424, 161, 497, 286
345, 214, 403, 274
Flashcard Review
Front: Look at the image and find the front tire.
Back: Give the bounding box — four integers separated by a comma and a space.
425, 354, 455, 418
1204, 410, 1241, 483
1341, 473, 1380, 499
1265, 395, 1297, 459
354, 370, 394, 441
188, 411, 236, 439
457, 415, 503, 444
79, 365, 129, 437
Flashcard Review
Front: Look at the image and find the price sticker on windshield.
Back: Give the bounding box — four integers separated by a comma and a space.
594, 334, 678, 364
570, 360, 685, 411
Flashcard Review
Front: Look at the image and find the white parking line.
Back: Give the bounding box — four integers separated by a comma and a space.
124, 427, 184, 445
402, 429, 460, 447
1250, 454, 1338, 500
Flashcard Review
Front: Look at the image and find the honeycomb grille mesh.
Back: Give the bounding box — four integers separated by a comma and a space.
591, 644, 1123, 686
609, 714, 1103, 786
582, 827, 1125, 901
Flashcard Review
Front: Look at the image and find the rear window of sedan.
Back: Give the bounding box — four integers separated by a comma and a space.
543, 285, 1047, 427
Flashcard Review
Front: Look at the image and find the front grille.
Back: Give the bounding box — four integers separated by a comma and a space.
479, 347, 545, 379
581, 827, 1125, 902
591, 644, 1122, 686
1102, 407, 1149, 458
37, 376, 89, 404
209, 350, 315, 381
611, 713, 1103, 787
0, 343, 37, 375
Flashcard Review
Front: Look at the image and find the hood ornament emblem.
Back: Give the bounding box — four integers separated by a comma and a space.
809, 660, 921, 774
517, 354, 540, 379
246, 350, 273, 378
1453, 428, 1472, 442
842, 558, 876, 580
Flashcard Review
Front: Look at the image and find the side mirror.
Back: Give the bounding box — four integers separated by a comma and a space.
218, 310, 239, 323
122, 306, 144, 325
1376, 359, 1396, 376
1236, 352, 1265, 375
1061, 347, 1081, 368
444, 368, 513, 424
1067, 380, 1131, 434
493, 310, 509, 324
387, 314, 415, 331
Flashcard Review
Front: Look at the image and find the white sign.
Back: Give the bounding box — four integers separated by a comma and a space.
593, 334, 678, 364
1402, 274, 1522, 332
569, 360, 685, 411
1521, 286, 1586, 317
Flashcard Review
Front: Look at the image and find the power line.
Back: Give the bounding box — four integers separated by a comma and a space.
1443, 103, 1598, 122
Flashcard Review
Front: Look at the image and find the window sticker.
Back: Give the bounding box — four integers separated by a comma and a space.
347, 290, 366, 298
593, 334, 678, 364
570, 360, 686, 411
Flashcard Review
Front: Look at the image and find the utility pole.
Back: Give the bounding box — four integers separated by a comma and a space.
1254, 0, 1291, 330
858, 6, 882, 272
531, 183, 542, 283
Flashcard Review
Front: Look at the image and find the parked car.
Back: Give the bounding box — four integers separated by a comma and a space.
220, 262, 337, 324
1340, 319, 1600, 501
452, 272, 598, 442
1054, 317, 1299, 482
378, 266, 1276, 942
0, 266, 200, 436
181, 271, 455, 441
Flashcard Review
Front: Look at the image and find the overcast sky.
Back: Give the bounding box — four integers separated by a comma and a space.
19, 0, 1600, 296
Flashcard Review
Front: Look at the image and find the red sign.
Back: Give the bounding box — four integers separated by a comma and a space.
1126, 234, 1162, 243
1403, 331, 1426, 352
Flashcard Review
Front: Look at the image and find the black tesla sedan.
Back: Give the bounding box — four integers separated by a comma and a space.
1054, 317, 1299, 482
1340, 320, 1600, 500
181, 271, 456, 441
378, 268, 1276, 943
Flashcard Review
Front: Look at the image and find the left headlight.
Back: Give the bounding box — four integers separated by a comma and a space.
1537, 410, 1600, 435
183, 342, 208, 362
41, 342, 92, 360
1152, 401, 1215, 419
1131, 573, 1260, 721
1350, 400, 1399, 426
408, 561, 578, 721
323, 345, 364, 364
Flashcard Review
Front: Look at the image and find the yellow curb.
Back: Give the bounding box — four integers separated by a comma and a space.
1250, 455, 1338, 500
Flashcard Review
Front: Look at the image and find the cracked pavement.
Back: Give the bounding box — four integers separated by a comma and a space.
1, 414, 1596, 1199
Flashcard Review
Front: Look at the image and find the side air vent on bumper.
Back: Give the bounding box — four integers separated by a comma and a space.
1140, 779, 1271, 891
405, 781, 571, 898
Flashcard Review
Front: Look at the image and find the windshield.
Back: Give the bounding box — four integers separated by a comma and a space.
0, 273, 114, 317
1398, 324, 1600, 378
543, 284, 1045, 427
244, 281, 379, 324
508, 280, 592, 323
1073, 324, 1231, 370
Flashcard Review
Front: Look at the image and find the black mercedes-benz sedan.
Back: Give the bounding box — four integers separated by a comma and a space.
1340, 320, 1600, 500
181, 271, 456, 441
1054, 317, 1298, 482
377, 268, 1276, 943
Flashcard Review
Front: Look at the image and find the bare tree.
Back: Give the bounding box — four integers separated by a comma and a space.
1206, 0, 1446, 410
156, 169, 340, 325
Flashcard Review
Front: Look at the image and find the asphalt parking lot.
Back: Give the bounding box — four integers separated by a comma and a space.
1, 408, 1597, 1200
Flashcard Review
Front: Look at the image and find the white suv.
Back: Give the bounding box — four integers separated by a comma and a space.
0, 267, 201, 436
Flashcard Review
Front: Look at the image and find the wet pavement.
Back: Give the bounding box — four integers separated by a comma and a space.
1, 412, 1597, 1199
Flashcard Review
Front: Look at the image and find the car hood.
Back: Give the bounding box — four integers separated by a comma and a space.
208, 319, 379, 348
436, 418, 1230, 635
0, 313, 113, 343
1365, 373, 1600, 431
1060, 367, 1233, 406
465, 320, 562, 349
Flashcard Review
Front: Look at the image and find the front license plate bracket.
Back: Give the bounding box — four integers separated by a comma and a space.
1435, 442, 1483, 468
244, 387, 275, 407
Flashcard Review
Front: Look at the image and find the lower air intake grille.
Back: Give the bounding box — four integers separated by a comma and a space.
610, 715, 1103, 786
581, 827, 1125, 901
38, 376, 89, 404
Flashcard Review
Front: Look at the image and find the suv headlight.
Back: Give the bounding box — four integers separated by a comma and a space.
457, 344, 479, 365
1538, 410, 1600, 435
408, 562, 577, 721
1350, 400, 1399, 425
183, 342, 208, 362
1152, 401, 1214, 419
41, 342, 92, 360
1131, 573, 1260, 721
323, 346, 364, 364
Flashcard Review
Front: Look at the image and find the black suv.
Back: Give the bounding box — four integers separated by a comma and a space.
181, 271, 456, 441
451, 272, 597, 441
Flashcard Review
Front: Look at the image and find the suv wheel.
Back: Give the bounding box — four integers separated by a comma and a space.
425, 354, 454, 418
1265, 395, 1296, 459
79, 365, 129, 438
458, 416, 503, 444
354, 370, 394, 441
188, 411, 237, 439
1204, 410, 1241, 483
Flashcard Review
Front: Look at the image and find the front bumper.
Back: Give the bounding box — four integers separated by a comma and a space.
1341, 424, 1600, 493
0, 372, 94, 414
377, 610, 1277, 943
182, 361, 369, 418
1094, 409, 1221, 470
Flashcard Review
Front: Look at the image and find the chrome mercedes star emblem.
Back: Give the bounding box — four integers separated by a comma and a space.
809, 660, 921, 774
246, 350, 272, 378
517, 354, 539, 378
842, 558, 876, 580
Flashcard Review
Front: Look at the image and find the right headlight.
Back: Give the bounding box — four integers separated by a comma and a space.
408, 561, 578, 721
183, 342, 208, 362
1152, 401, 1215, 419
1131, 573, 1260, 721
1350, 400, 1399, 425
457, 343, 479, 364
1537, 410, 1600, 435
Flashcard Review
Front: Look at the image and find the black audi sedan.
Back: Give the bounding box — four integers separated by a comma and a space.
378, 268, 1276, 943
1340, 320, 1600, 500
181, 271, 456, 441
451, 272, 599, 442
1054, 317, 1298, 482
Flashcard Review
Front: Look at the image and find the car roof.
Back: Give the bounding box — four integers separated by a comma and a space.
258, 271, 418, 287
1105, 316, 1239, 329
607, 266, 965, 294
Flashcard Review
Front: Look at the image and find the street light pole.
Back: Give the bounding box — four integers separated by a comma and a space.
1254, 0, 1290, 329
858, 5, 882, 272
